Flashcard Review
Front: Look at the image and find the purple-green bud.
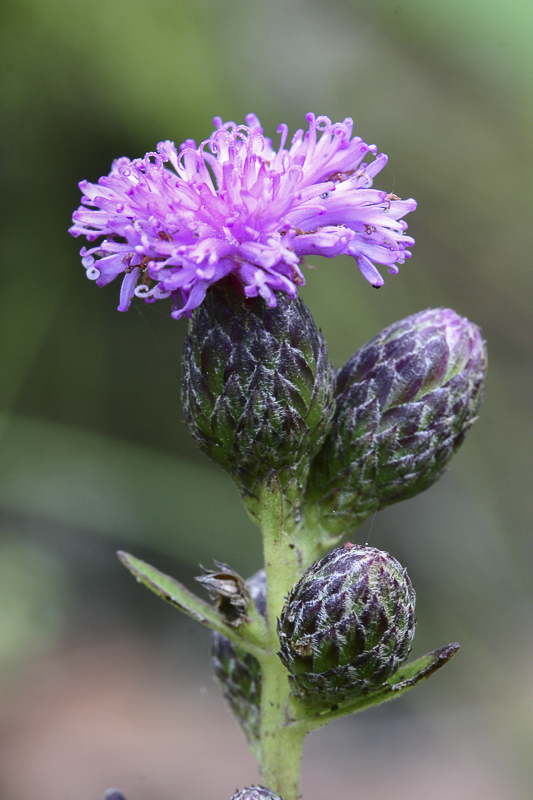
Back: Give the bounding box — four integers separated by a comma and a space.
212, 570, 266, 748
305, 308, 487, 539
230, 787, 283, 800
277, 544, 416, 702
181, 276, 335, 520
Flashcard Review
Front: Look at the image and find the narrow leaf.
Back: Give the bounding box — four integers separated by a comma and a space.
118, 551, 267, 656
388, 643, 460, 691
294, 643, 460, 730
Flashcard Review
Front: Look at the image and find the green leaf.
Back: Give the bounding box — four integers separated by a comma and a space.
387, 643, 460, 691
118, 551, 268, 657
292, 643, 460, 730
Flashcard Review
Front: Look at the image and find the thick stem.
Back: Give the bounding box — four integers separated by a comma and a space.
258, 472, 308, 800
259, 654, 306, 800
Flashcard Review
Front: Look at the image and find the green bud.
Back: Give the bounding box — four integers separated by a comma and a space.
304, 308, 487, 541
181, 277, 335, 520
212, 570, 265, 750
230, 787, 283, 800
277, 544, 416, 702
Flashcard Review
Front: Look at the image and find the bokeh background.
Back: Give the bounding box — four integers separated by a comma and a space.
1, 0, 533, 798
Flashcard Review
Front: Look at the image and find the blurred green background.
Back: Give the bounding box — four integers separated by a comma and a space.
1, 0, 533, 798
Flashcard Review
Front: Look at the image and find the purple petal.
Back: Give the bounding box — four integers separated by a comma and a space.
70, 113, 416, 317
118, 268, 139, 311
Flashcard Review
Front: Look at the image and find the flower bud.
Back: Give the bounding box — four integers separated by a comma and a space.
277, 544, 416, 702
212, 570, 266, 748
182, 276, 335, 519
230, 787, 283, 800
305, 308, 487, 539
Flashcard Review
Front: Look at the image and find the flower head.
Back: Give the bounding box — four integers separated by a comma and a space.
277, 543, 416, 702
304, 307, 487, 543
70, 113, 416, 319
181, 278, 335, 522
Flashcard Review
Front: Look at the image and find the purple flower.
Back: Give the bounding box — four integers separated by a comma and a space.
70, 114, 416, 319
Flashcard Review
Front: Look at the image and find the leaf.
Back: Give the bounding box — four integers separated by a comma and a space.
388, 643, 460, 692
293, 643, 460, 730
118, 551, 267, 656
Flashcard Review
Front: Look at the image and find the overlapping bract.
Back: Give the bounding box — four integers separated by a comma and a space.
181, 279, 335, 518
212, 570, 266, 749
230, 787, 283, 800
305, 308, 487, 539
278, 544, 416, 702
70, 113, 416, 319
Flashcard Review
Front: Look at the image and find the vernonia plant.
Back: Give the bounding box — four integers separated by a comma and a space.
71, 113, 486, 800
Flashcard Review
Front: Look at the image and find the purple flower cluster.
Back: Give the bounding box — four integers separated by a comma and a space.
70, 114, 416, 319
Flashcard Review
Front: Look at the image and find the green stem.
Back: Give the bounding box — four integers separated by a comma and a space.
259, 654, 306, 800
258, 471, 308, 800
